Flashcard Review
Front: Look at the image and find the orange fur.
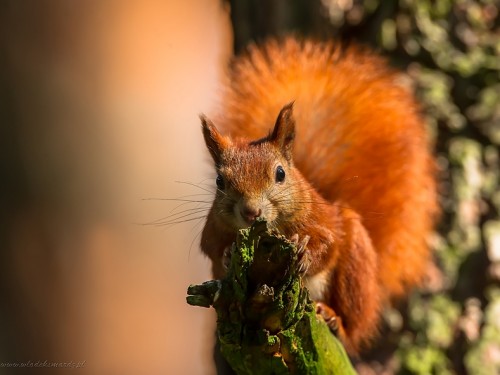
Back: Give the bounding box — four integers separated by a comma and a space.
200, 38, 438, 353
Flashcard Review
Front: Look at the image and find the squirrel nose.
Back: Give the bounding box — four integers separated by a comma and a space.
240, 206, 262, 224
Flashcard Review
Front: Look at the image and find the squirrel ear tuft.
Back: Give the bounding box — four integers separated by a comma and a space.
270, 102, 295, 161
200, 115, 227, 166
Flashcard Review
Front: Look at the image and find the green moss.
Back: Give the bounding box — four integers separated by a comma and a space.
187, 220, 356, 374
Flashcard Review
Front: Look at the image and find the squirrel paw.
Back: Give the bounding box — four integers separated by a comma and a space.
316, 301, 340, 332
222, 243, 234, 272
291, 234, 311, 275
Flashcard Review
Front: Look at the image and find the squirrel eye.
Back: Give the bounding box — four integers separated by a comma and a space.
216, 173, 225, 190
275, 165, 286, 183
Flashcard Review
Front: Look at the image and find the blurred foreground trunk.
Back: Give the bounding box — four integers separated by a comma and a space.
0, 1, 231, 374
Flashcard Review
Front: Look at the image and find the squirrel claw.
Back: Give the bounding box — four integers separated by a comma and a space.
297, 235, 310, 254
222, 244, 234, 271
292, 234, 311, 276
316, 302, 340, 332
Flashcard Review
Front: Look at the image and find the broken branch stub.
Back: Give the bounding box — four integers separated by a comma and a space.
187, 220, 356, 374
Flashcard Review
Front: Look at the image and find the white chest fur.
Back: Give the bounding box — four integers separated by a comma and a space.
304, 269, 331, 301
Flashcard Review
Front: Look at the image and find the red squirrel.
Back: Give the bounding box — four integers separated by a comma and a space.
199, 38, 438, 354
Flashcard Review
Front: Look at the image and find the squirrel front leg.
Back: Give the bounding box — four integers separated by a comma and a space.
319, 208, 382, 355
200, 210, 236, 280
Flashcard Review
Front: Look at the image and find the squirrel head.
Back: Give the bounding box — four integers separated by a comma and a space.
200, 103, 309, 231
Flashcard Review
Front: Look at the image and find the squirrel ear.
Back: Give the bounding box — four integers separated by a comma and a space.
271, 102, 295, 161
200, 115, 228, 166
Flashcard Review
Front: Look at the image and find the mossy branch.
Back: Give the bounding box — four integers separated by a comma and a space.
187, 220, 356, 374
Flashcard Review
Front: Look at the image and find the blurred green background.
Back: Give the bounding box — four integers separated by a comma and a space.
227, 0, 500, 374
